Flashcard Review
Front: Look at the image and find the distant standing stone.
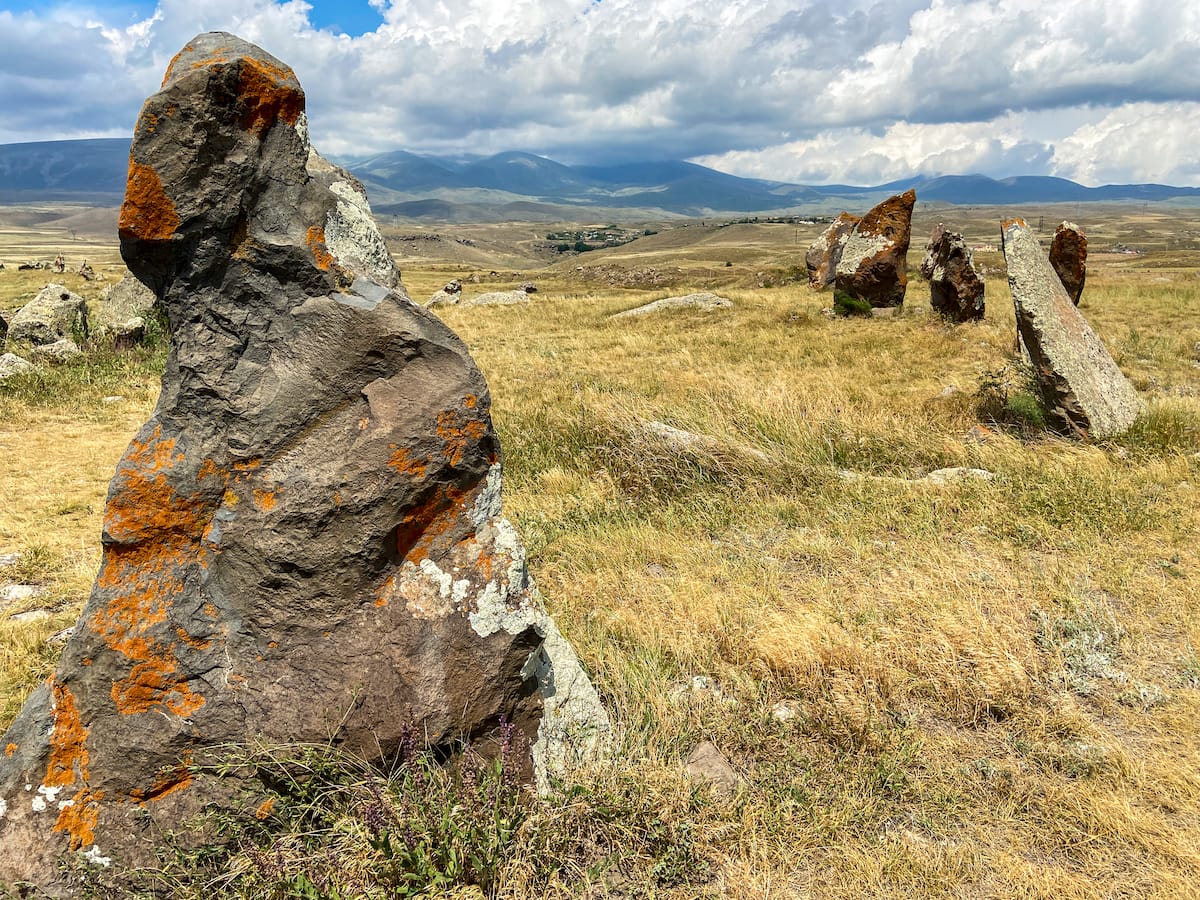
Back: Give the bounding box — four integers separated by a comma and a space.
805, 212, 859, 289
1049, 220, 1087, 304
919, 224, 985, 322
1002, 217, 1142, 437
834, 190, 916, 314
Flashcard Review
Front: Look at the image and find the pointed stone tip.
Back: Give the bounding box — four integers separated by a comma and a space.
1002, 217, 1028, 231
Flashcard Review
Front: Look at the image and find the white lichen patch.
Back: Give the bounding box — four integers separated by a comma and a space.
326, 180, 399, 288
0, 797, 7, 819
32, 784, 62, 813
83, 845, 112, 868
837, 232, 894, 277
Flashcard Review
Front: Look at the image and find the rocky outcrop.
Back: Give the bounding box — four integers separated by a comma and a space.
1049, 221, 1087, 304
611, 292, 732, 319
1002, 217, 1141, 437
919, 224, 985, 322
0, 32, 607, 895
805, 212, 858, 289
834, 190, 915, 314
7, 284, 87, 346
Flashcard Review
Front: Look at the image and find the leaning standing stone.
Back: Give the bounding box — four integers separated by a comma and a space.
805, 212, 859, 289
1002, 217, 1141, 437
0, 32, 608, 895
834, 189, 916, 314
919, 224, 984, 322
1049, 220, 1087, 304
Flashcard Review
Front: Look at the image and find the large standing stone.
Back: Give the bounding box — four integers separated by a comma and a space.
1049, 220, 1087, 304
834, 190, 916, 314
919, 224, 985, 322
7, 284, 87, 346
0, 32, 607, 894
1002, 217, 1141, 437
805, 212, 859, 289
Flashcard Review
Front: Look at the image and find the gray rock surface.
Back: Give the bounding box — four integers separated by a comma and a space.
466, 289, 531, 307
7, 284, 87, 346
919, 224, 984, 322
0, 32, 607, 895
805, 212, 858, 289
0, 353, 34, 380
91, 273, 158, 345
426, 279, 463, 308
31, 339, 82, 362
1002, 217, 1142, 437
611, 292, 732, 319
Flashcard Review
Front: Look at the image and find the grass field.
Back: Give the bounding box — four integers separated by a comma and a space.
2, 206, 1200, 897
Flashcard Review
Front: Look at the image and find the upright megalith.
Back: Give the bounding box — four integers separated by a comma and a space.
834, 189, 915, 314
919, 224, 985, 322
1049, 220, 1087, 304
0, 32, 607, 894
805, 212, 859, 289
1002, 217, 1142, 437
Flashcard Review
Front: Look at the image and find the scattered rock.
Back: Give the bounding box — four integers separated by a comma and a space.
805, 212, 859, 289
520, 281, 537, 293
7, 609, 50, 624
0, 553, 20, 568
869, 306, 898, 319
1, 584, 41, 604
101, 396, 126, 404
922, 467, 994, 484
770, 701, 800, 723
639, 419, 769, 463
1002, 217, 1142, 438
0, 33, 608, 894
611, 292, 732, 319
465, 290, 530, 307
1049, 221, 1087, 305
30, 339, 82, 363
425, 279, 463, 307
685, 741, 741, 795
920, 224, 985, 322
0, 353, 35, 380
834, 190, 916, 314
6, 284, 87, 346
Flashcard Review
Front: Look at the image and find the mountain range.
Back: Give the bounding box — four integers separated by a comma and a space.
3, 139, 1199, 218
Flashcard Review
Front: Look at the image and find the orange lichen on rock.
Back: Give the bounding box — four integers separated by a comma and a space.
306, 225, 336, 271
53, 788, 103, 850
236, 56, 303, 136
436, 409, 488, 467
395, 483, 473, 564
388, 446, 428, 477
45, 681, 89, 788
4, 742, 16, 756
128, 759, 193, 803
255, 797, 276, 820
252, 488, 277, 511
91, 426, 218, 718
119, 161, 180, 243
160, 43, 194, 86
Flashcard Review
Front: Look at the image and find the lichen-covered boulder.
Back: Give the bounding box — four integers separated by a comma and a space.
834, 190, 915, 314
919, 224, 985, 322
1049, 220, 1087, 304
0, 352, 34, 380
805, 212, 859, 289
7, 283, 87, 346
0, 32, 607, 895
1002, 217, 1141, 437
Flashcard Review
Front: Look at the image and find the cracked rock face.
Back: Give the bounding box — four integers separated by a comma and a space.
0, 32, 607, 894
1002, 217, 1142, 438
1049, 220, 1087, 305
919, 224, 985, 322
834, 190, 915, 311
805, 212, 859, 289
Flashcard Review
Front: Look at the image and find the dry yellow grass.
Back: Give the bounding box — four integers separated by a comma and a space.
2, 209, 1200, 897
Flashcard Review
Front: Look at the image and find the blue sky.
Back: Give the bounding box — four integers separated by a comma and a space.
1, 0, 1198, 186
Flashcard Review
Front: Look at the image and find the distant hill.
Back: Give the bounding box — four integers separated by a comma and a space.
2, 138, 1198, 215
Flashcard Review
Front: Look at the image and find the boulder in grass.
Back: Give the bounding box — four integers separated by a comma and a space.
0, 352, 35, 380
1049, 221, 1087, 305
834, 190, 915, 314
30, 338, 82, 363
465, 289, 530, 307
1002, 217, 1142, 438
920, 224, 985, 322
7, 284, 87, 346
0, 32, 608, 895
610, 291, 732, 319
426, 279, 463, 308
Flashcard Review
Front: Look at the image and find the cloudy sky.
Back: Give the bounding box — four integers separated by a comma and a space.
1, 0, 1198, 186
